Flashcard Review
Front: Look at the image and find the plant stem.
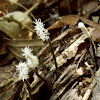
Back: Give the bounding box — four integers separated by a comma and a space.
24, 80, 33, 100
9, 1, 36, 20
48, 39, 61, 77
48, 39, 58, 70
89, 38, 97, 70
3, 16, 35, 33
25, 2, 40, 16
35, 69, 54, 92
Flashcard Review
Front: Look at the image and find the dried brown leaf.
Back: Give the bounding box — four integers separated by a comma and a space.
61, 15, 79, 25
6, 39, 44, 47
47, 15, 79, 30
83, 1, 98, 14
89, 28, 100, 42
0, 1, 9, 11
0, 11, 32, 39
7, 39, 45, 58
80, 16, 100, 29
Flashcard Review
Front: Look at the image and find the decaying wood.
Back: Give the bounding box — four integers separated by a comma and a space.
0, 64, 23, 100
0, 29, 88, 99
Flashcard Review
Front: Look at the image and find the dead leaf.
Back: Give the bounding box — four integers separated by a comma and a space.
0, 20, 21, 39
5, 11, 32, 27
47, 15, 100, 32
7, 39, 45, 58
89, 28, 100, 42
0, 11, 32, 39
6, 39, 44, 47
47, 15, 79, 30
80, 16, 100, 29
83, 1, 98, 14
61, 15, 79, 25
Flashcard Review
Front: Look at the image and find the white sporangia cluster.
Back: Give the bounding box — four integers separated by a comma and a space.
16, 62, 29, 81
26, 55, 39, 69
22, 47, 39, 69
33, 18, 50, 41
78, 22, 90, 37
22, 46, 33, 58
15, 47, 39, 81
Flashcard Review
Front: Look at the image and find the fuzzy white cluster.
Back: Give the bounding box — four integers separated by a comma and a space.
22, 47, 39, 69
78, 22, 90, 37
16, 47, 39, 81
26, 55, 39, 69
22, 46, 33, 58
33, 18, 50, 41
16, 62, 29, 81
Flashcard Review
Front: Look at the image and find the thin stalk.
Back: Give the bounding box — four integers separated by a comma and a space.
35, 69, 54, 92
3, 16, 35, 33
9, 1, 36, 20
88, 37, 97, 70
48, 39, 58, 70
78, 22, 97, 69
24, 80, 33, 100
25, 2, 40, 16
48, 39, 61, 77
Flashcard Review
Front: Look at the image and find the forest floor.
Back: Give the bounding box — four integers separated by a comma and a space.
0, 0, 100, 100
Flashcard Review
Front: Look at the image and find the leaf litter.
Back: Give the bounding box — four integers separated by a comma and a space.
0, 0, 100, 100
